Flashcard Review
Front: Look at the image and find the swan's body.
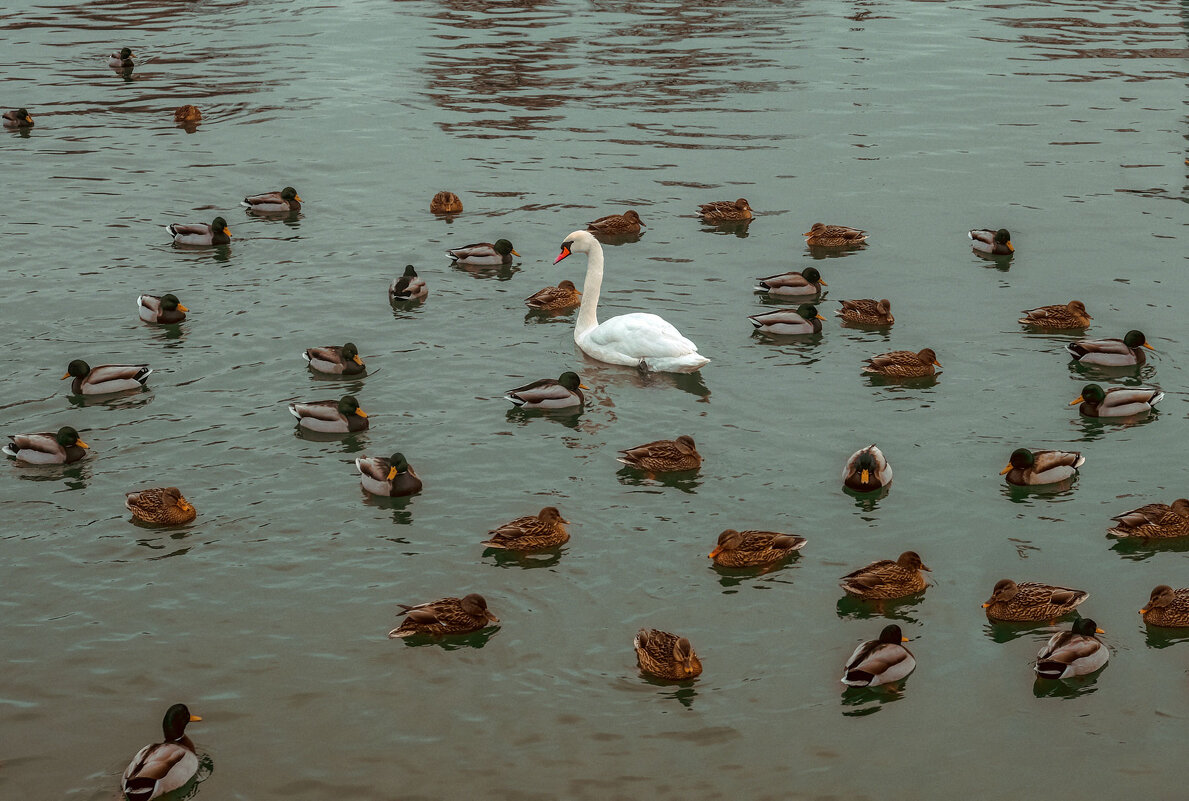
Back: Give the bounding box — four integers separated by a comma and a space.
553, 231, 708, 373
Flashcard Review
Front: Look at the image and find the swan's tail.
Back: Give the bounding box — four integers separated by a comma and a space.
641, 353, 710, 374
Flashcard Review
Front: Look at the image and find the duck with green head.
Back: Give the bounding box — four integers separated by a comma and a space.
1070, 383, 1162, 418
2, 108, 33, 128
166, 216, 230, 246
108, 47, 135, 69
137, 293, 188, 324
302, 342, 365, 375
1000, 448, 1083, 486
389, 265, 428, 302
504, 371, 587, 410
63, 359, 151, 395
748, 303, 825, 335
843, 444, 892, 492
1066, 329, 1154, 367
3, 426, 89, 464
1035, 618, 1108, 679
355, 452, 421, 497
753, 266, 826, 296
122, 703, 202, 801
445, 238, 519, 265
242, 186, 301, 213
289, 395, 369, 433
968, 227, 1013, 255
841, 624, 915, 687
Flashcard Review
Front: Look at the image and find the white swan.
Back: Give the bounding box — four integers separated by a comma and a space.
553, 230, 709, 373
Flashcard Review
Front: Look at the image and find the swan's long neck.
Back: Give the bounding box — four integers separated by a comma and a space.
575, 241, 604, 341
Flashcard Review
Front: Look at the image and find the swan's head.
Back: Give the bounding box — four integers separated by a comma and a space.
554, 230, 598, 264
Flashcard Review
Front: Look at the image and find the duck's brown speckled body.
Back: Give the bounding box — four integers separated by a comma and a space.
634, 628, 702, 680
388, 593, 498, 638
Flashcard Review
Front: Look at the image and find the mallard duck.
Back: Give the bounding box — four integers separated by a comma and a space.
430, 191, 463, 214
982, 579, 1088, 621
836, 298, 893, 326
355, 452, 421, 497
108, 47, 135, 69
748, 304, 824, 335
125, 487, 197, 525
1107, 499, 1189, 539
842, 444, 893, 492
708, 528, 807, 568
445, 239, 519, 265
1000, 448, 1084, 486
1066, 330, 1154, 367
3, 108, 33, 128
1140, 586, 1189, 627
1018, 300, 1092, 329
302, 342, 365, 375
62, 359, 151, 395
634, 628, 702, 680
3, 426, 89, 464
289, 395, 368, 433
241, 186, 301, 213
804, 223, 868, 247
698, 198, 752, 223
1070, 383, 1163, 417
137, 293, 188, 324
166, 217, 230, 246
389, 265, 428, 302
388, 593, 498, 638
840, 551, 929, 599
524, 280, 581, 311
482, 507, 570, 550
841, 624, 915, 687
504, 372, 587, 410
122, 704, 202, 801
862, 348, 940, 378
173, 105, 201, 123
617, 435, 701, 472
753, 267, 826, 296
968, 228, 1013, 254
587, 210, 644, 235
1035, 618, 1108, 679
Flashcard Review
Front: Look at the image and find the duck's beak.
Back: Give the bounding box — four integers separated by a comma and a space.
579, 383, 590, 390
60, 373, 70, 380
77, 439, 90, 449
1006, 242, 1014, 252
510, 249, 521, 257
932, 358, 943, 367
386, 466, 397, 480
553, 245, 571, 264
295, 195, 303, 202
815, 314, 825, 321
1069, 396, 1084, 405
1095, 627, 1105, 634
356, 409, 368, 418
352, 355, 364, 365
802, 230, 813, 236
709, 546, 722, 558
1139, 607, 1148, 614
981, 602, 991, 608
1143, 342, 1155, 350
819, 279, 827, 285
485, 611, 500, 623
920, 563, 932, 572
999, 464, 1012, 475
901, 635, 909, 642
860, 469, 870, 484
222, 227, 231, 237
189, 714, 202, 722
177, 304, 189, 312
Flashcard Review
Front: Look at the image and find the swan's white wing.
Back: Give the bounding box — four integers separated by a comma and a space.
586, 313, 698, 357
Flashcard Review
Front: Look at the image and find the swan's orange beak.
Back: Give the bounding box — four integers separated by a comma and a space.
554, 245, 571, 264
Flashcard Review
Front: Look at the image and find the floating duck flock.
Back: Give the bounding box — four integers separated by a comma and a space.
2, 46, 1185, 801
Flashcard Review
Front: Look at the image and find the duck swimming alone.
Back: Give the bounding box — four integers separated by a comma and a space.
842, 444, 892, 492
108, 47, 135, 69
388, 593, 498, 638
482, 507, 570, 550
137, 293, 188, 324
634, 628, 702, 680
1018, 300, 1092, 329
524, 280, 581, 311
125, 487, 197, 525
430, 191, 463, 214
841, 624, 915, 687
698, 198, 752, 224
3, 426, 89, 464
862, 348, 940, 378
804, 223, 868, 247
389, 265, 428, 302
3, 108, 34, 128
166, 217, 230, 246
968, 228, 1013, 254
62, 359, 151, 395
121, 704, 202, 801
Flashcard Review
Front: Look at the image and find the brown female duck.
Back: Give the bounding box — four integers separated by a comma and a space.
482, 507, 570, 550
862, 348, 940, 378
125, 487, 197, 525
840, 551, 930, 599
587, 209, 644, 235
617, 435, 701, 472
1107, 499, 1189, 539
430, 191, 463, 214
709, 528, 807, 568
804, 223, 867, 247
634, 628, 702, 680
836, 298, 893, 326
388, 593, 498, 638
1140, 585, 1189, 627
698, 198, 752, 223
524, 280, 581, 311
982, 579, 1088, 622
1018, 300, 1092, 329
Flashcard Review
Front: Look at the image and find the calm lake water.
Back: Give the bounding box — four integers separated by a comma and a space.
2, 0, 1187, 798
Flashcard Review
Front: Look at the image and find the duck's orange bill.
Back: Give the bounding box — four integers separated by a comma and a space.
708, 547, 721, 558
60, 373, 70, 379
1143, 343, 1155, 350
177, 304, 190, 312
352, 355, 364, 365
860, 469, 870, 484
222, 228, 231, 237
553, 245, 571, 264
1006, 242, 1014, 252
981, 603, 991, 608
190, 714, 202, 722
77, 440, 90, 449
815, 314, 825, 321
386, 466, 397, 480
1069, 396, 1084, 405
819, 279, 828, 286
998, 464, 1012, 475
579, 383, 590, 390
356, 409, 368, 418
1140, 608, 1148, 614
295, 195, 304, 202
932, 358, 943, 367
901, 636, 909, 642
1095, 627, 1105, 634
